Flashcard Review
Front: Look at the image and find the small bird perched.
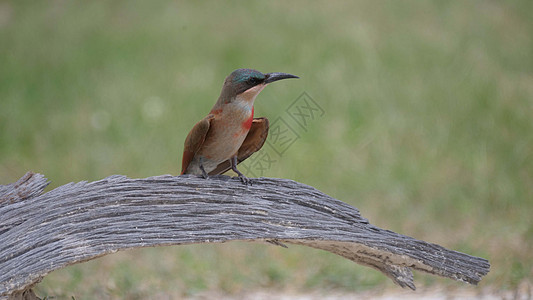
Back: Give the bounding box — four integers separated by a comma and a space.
181, 68, 298, 184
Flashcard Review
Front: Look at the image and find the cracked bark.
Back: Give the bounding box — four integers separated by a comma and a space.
0, 172, 490, 299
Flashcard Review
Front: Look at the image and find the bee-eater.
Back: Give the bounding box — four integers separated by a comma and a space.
180, 68, 298, 184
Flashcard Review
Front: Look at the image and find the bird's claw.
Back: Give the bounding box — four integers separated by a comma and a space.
200, 164, 209, 179
238, 174, 254, 185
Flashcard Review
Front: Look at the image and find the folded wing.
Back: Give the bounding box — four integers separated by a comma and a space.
181, 114, 215, 175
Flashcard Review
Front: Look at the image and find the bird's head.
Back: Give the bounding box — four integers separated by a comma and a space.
218, 69, 299, 105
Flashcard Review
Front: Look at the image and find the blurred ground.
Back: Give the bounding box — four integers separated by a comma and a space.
192, 283, 532, 300
1, 0, 532, 299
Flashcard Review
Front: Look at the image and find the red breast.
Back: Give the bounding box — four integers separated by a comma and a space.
242, 106, 254, 130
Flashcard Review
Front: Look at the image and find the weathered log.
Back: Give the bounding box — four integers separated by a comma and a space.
0, 172, 490, 298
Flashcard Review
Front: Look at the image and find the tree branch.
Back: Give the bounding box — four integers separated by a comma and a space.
0, 172, 490, 298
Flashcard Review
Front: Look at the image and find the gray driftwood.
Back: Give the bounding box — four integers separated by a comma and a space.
0, 172, 490, 299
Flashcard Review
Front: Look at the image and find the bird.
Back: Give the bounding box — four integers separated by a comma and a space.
180, 68, 298, 184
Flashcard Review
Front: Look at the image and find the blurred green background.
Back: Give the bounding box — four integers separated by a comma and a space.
1, 0, 532, 298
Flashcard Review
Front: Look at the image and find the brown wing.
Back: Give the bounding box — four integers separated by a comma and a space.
180, 114, 215, 175
209, 117, 269, 175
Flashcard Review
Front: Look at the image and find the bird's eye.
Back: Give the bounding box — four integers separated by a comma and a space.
248, 78, 258, 85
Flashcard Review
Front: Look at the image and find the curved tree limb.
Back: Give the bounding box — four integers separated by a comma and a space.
0, 172, 490, 298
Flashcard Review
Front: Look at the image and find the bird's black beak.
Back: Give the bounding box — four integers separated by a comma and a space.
264, 72, 299, 84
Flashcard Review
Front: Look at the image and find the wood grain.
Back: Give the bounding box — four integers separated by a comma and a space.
0, 172, 490, 298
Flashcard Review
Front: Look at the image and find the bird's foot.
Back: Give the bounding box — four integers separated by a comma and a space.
238, 174, 253, 185
230, 156, 254, 185
200, 164, 209, 179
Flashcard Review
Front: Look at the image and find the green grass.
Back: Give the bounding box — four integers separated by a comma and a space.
1, 1, 532, 298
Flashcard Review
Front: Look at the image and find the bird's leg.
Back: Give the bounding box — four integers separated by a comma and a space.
199, 158, 209, 179
230, 155, 251, 185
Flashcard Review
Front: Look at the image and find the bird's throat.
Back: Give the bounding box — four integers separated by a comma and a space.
239, 84, 265, 103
